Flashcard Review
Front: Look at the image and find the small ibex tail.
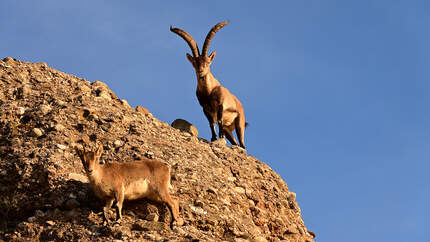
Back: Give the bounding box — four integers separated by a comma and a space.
170, 21, 247, 149
76, 142, 179, 229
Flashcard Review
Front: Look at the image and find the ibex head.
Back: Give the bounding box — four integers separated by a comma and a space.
170, 21, 229, 78
77, 142, 103, 174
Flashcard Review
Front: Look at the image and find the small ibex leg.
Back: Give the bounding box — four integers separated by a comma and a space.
114, 188, 125, 224
103, 198, 114, 226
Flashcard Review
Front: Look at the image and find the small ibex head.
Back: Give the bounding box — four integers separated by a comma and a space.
170, 21, 229, 78
76, 143, 103, 174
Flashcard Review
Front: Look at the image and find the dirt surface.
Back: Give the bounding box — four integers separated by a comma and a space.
0, 57, 314, 241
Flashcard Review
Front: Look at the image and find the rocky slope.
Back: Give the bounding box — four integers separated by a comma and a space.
0, 57, 314, 241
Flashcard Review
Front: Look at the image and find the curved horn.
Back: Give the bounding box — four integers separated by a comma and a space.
202, 21, 229, 56
170, 26, 200, 57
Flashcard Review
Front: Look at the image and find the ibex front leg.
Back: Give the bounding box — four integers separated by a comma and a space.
204, 110, 218, 141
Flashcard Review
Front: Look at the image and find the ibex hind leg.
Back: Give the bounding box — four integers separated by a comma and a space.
224, 128, 238, 146
158, 190, 178, 229
235, 117, 246, 149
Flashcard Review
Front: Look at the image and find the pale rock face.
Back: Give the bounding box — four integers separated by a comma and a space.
0, 59, 314, 242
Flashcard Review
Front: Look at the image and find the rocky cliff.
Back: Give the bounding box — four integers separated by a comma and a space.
0, 57, 314, 241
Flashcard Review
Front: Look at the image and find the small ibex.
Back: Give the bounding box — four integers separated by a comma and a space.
170, 21, 247, 149
76, 142, 179, 229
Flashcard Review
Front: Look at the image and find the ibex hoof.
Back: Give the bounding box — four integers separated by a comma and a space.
114, 218, 122, 225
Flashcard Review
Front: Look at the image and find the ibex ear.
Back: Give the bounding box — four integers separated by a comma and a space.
76, 145, 84, 161
95, 144, 103, 158
209, 51, 216, 62
186, 53, 195, 64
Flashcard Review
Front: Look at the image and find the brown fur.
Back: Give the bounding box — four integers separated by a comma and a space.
76, 143, 179, 229
171, 22, 247, 148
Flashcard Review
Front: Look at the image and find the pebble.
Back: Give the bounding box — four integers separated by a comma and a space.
54, 124, 65, 131
27, 216, 37, 223
114, 140, 123, 148
221, 198, 231, 206
40, 104, 52, 115
287, 192, 296, 203
16, 107, 25, 115
56, 100, 65, 106
234, 187, 246, 194
57, 144, 67, 150
34, 210, 45, 218
136, 106, 149, 114
146, 213, 159, 222
189, 205, 207, 215
46, 220, 55, 226
175, 217, 184, 227
227, 176, 236, 182
31, 128, 44, 137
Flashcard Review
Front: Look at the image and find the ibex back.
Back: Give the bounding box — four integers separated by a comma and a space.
170, 21, 247, 149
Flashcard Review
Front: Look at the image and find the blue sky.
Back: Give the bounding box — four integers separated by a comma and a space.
1, 1, 429, 241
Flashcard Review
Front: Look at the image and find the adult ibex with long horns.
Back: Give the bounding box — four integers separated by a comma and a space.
170, 21, 247, 149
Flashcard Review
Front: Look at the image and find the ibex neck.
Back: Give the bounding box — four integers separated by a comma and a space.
87, 166, 103, 185
197, 72, 220, 94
